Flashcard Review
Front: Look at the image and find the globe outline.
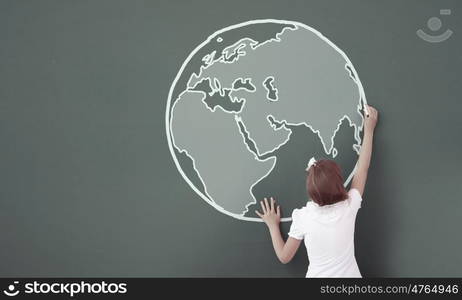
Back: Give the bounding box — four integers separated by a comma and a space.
165, 19, 367, 222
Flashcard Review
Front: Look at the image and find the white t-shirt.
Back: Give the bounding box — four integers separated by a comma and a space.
288, 188, 362, 278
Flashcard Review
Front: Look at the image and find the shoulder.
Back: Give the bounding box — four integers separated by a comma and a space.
290, 205, 313, 225
291, 206, 309, 220
347, 188, 363, 209
288, 207, 308, 240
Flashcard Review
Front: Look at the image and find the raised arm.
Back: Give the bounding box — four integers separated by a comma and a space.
351, 105, 378, 196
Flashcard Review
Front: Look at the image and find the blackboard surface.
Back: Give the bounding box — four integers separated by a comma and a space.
0, 0, 461, 277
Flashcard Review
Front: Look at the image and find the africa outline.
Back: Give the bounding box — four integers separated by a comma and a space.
166, 19, 367, 222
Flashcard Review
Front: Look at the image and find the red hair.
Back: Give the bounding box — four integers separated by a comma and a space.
306, 159, 348, 206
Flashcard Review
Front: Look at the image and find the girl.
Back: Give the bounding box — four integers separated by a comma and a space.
256, 105, 378, 277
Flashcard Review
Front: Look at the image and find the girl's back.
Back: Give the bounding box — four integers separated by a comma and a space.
289, 189, 362, 277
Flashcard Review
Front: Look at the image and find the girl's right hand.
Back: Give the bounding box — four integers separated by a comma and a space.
364, 105, 378, 132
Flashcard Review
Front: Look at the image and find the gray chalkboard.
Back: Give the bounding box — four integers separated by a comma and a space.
0, 0, 461, 277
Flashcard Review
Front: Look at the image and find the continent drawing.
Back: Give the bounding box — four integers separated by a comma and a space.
166, 19, 366, 222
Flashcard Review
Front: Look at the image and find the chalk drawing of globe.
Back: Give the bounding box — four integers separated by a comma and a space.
166, 19, 367, 222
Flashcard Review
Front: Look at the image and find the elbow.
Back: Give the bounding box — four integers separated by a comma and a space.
278, 255, 291, 264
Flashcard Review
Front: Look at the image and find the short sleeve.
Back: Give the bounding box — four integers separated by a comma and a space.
348, 188, 363, 210
288, 209, 305, 240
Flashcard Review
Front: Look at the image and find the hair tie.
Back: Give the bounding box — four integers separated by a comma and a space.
306, 157, 317, 171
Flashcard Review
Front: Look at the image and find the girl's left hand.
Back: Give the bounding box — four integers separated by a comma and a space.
255, 197, 281, 227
